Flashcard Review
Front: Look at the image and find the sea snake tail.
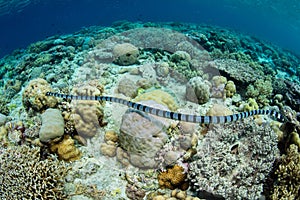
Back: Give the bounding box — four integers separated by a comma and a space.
46, 92, 286, 124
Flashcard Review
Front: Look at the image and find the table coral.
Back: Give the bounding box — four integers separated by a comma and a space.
0, 145, 69, 199
22, 78, 57, 112
158, 164, 188, 190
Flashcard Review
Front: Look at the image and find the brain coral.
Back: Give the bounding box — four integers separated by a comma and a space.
0, 145, 68, 199
188, 119, 279, 199
22, 78, 57, 112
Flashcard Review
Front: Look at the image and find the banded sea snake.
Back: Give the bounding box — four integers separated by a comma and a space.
46, 92, 286, 124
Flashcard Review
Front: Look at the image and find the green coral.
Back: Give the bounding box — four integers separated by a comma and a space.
0, 145, 69, 199
271, 144, 300, 199
225, 80, 236, 97
246, 78, 273, 106
242, 98, 259, 111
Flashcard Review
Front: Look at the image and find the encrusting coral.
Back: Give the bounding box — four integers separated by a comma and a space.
158, 164, 189, 190
270, 144, 300, 199
0, 145, 69, 199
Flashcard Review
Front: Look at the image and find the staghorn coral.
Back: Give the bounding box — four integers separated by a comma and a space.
157, 164, 189, 190
50, 135, 82, 162
0, 145, 69, 199
22, 78, 57, 112
270, 144, 300, 199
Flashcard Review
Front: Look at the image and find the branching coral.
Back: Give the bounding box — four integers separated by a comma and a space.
271, 144, 300, 199
158, 164, 189, 190
0, 145, 69, 199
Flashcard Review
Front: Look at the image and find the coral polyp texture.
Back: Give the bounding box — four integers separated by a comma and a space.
188, 119, 279, 199
0, 145, 68, 199
22, 78, 57, 112
271, 144, 300, 199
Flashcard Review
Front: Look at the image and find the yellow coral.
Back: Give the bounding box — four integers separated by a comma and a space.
50, 136, 81, 162
158, 164, 188, 190
271, 144, 300, 199
243, 98, 259, 111
68, 83, 105, 138
206, 104, 233, 116
225, 80, 236, 97
135, 90, 178, 111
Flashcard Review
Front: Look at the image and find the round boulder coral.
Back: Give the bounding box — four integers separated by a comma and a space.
186, 76, 211, 104
119, 103, 169, 169
113, 43, 139, 66
22, 78, 57, 112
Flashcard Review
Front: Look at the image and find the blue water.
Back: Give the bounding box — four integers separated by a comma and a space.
0, 0, 300, 58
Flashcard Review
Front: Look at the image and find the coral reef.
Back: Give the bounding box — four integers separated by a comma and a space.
113, 43, 139, 65
188, 119, 279, 199
135, 89, 178, 111
148, 189, 201, 200
117, 78, 138, 98
0, 145, 69, 199
22, 78, 57, 112
270, 144, 300, 199
68, 83, 105, 138
211, 59, 263, 83
210, 75, 227, 98
246, 78, 273, 106
186, 76, 211, 104
100, 130, 119, 157
158, 164, 189, 190
50, 135, 82, 162
118, 105, 169, 169
225, 80, 236, 98
206, 104, 233, 116
240, 98, 259, 111
39, 108, 65, 142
